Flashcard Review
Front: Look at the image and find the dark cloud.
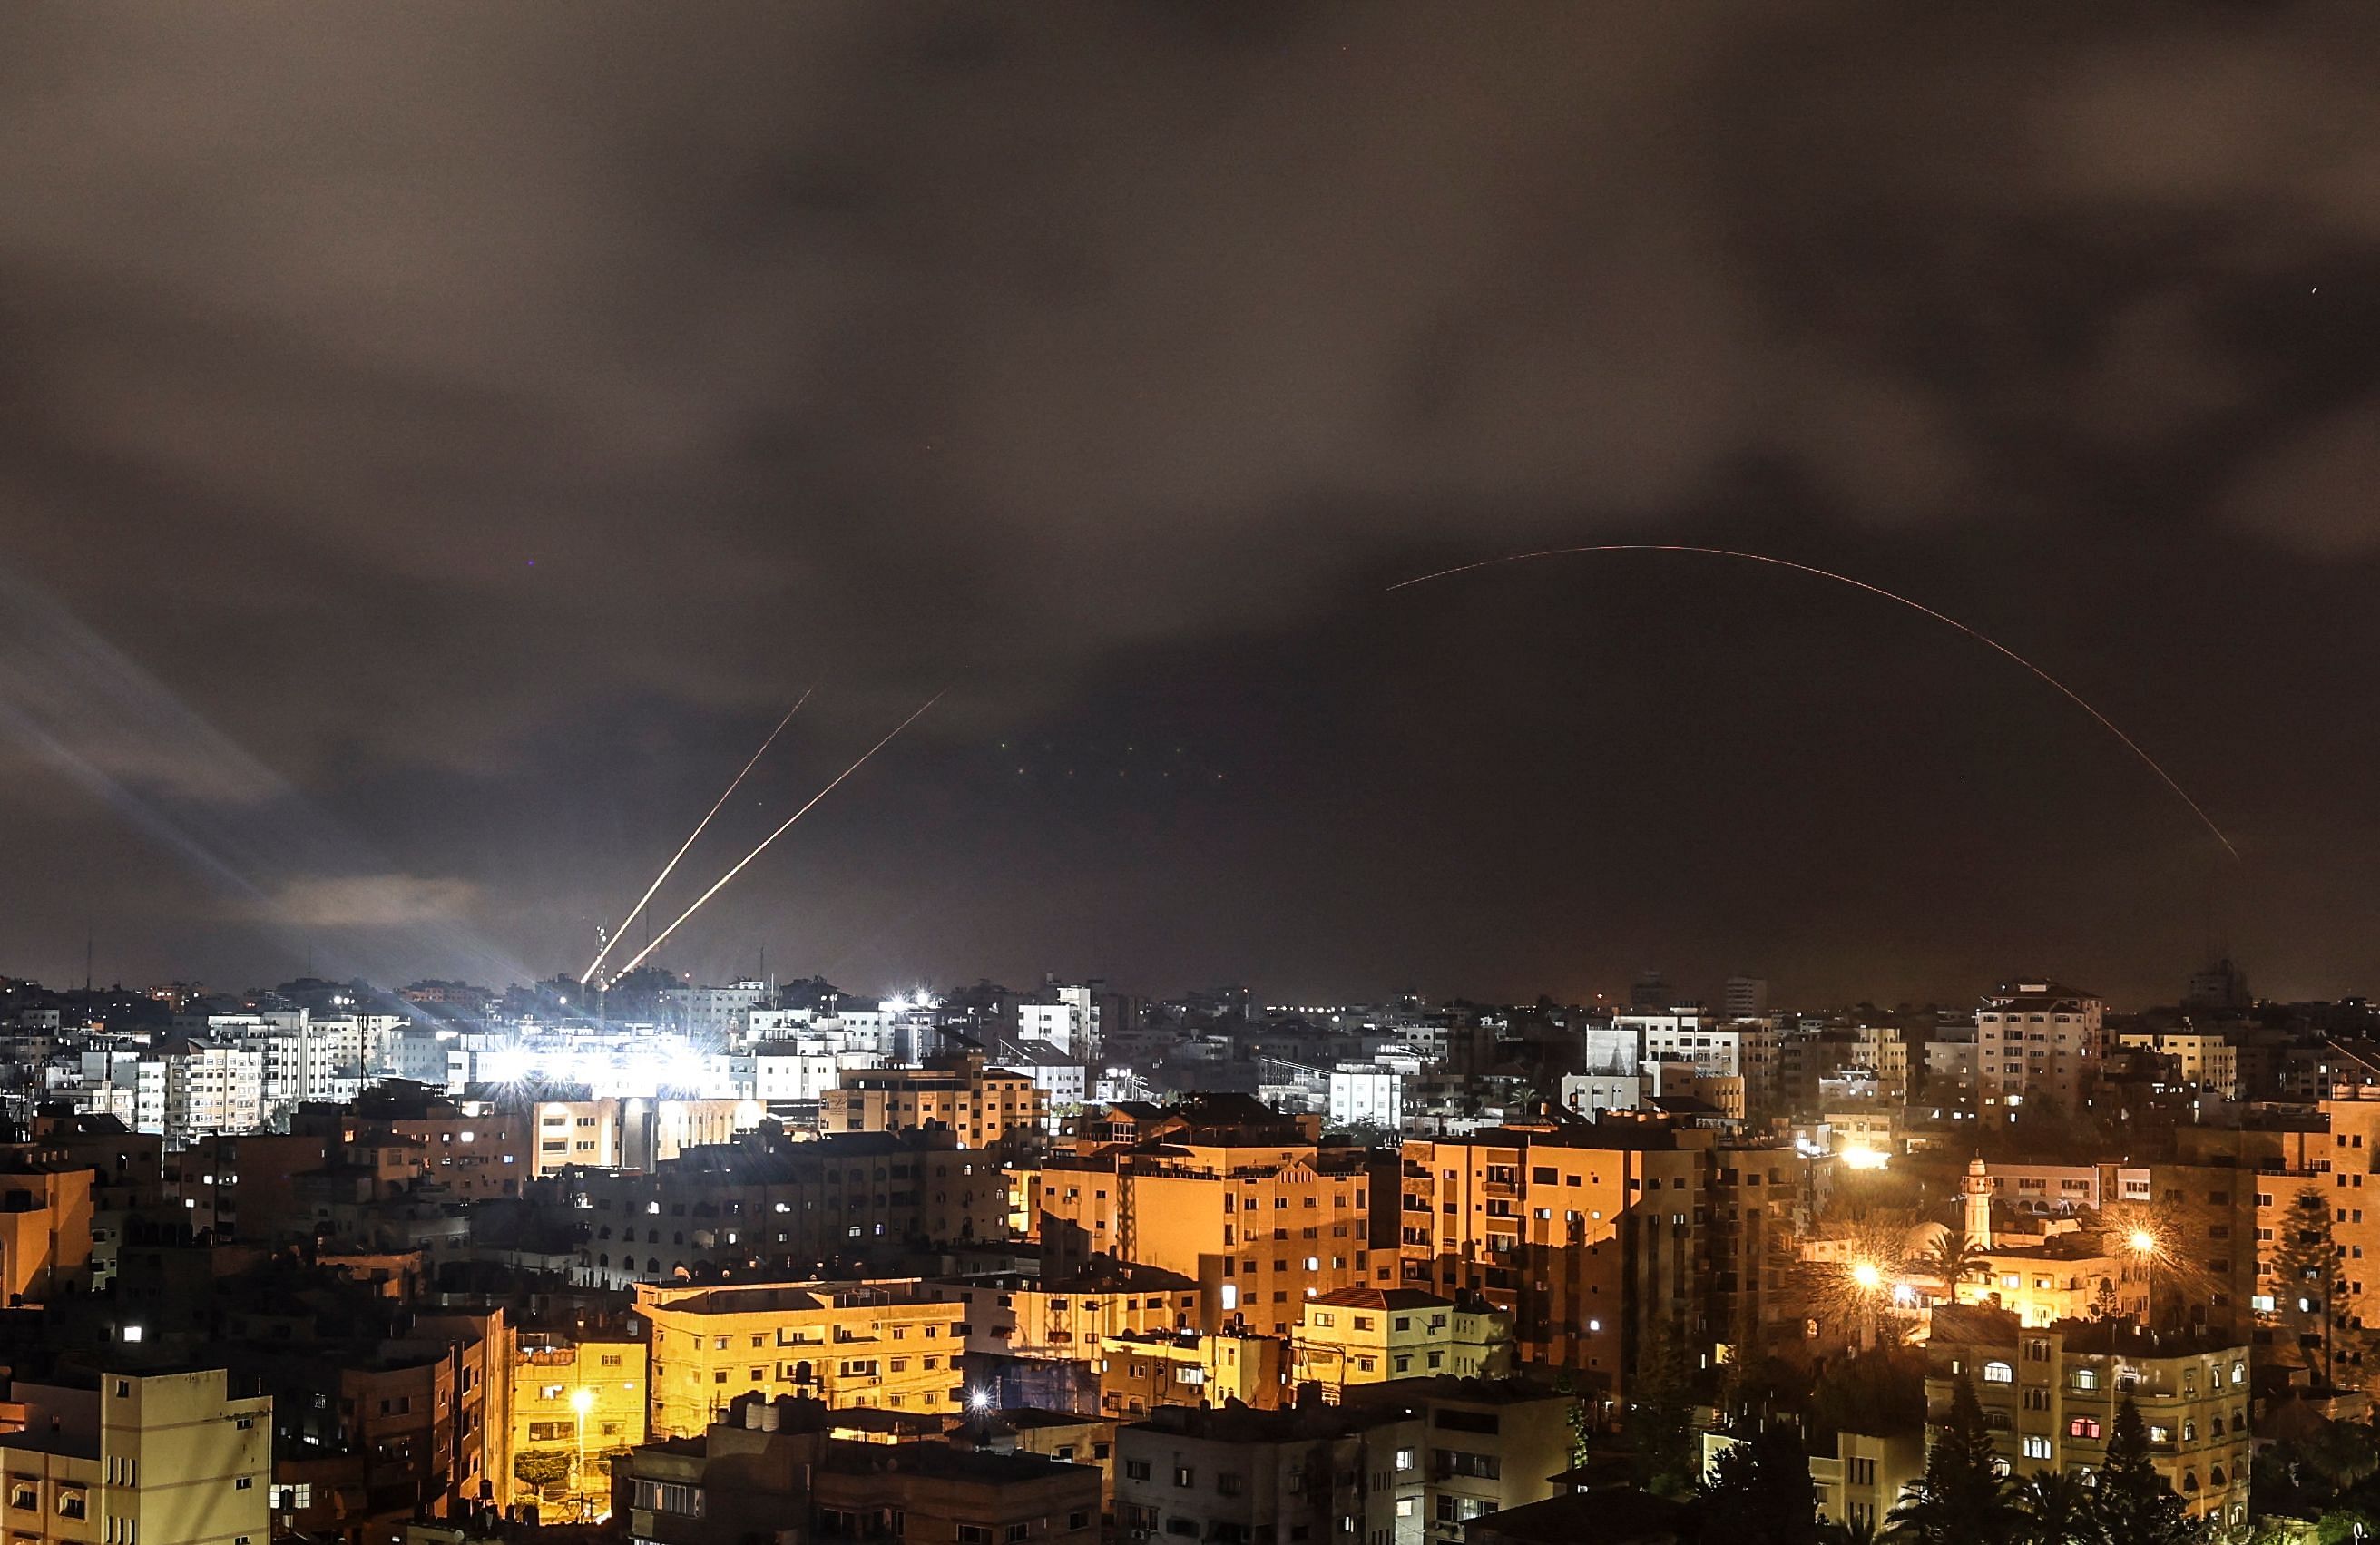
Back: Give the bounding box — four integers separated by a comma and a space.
2, 2, 2377, 1003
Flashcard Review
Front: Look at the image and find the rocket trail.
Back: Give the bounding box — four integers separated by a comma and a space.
607, 689, 949, 978
1387, 544, 2238, 861
583, 686, 813, 983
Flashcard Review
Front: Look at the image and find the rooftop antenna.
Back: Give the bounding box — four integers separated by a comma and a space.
83, 930, 93, 993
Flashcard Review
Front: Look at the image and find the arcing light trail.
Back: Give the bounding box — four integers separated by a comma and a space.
582, 687, 813, 984
1387, 544, 2238, 861
603, 689, 949, 981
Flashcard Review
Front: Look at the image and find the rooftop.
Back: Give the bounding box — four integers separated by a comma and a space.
1925, 1303, 2246, 1361
1125, 1403, 1395, 1446
1306, 1286, 1451, 1313
1339, 1374, 1568, 1409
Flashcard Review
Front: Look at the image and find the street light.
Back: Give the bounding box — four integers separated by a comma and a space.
2127, 1228, 2160, 1332
1847, 1259, 1886, 1351
571, 1386, 596, 1515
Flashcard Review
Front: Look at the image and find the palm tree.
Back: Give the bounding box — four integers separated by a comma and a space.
2009, 1471, 2105, 1545
1913, 1227, 1983, 1291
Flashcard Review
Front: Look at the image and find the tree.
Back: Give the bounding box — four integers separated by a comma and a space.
2270, 1188, 2372, 1386
1820, 1521, 1884, 1545
514, 1449, 572, 1491
1914, 1229, 1983, 1291
2093, 1395, 2201, 1545
2009, 1471, 2104, 1545
1625, 1315, 1699, 1499
1698, 1422, 1820, 1545
1886, 1375, 2014, 1545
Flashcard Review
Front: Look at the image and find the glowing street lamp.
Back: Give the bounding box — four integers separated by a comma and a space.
1846, 1258, 1888, 1351
2127, 1227, 2160, 1331
571, 1386, 596, 1511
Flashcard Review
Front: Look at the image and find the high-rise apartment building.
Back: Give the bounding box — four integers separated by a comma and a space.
1397, 1119, 1728, 1397
1031, 1139, 1377, 1338
1974, 982, 2104, 1120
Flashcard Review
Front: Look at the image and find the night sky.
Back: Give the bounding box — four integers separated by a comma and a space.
4, 4, 2376, 1008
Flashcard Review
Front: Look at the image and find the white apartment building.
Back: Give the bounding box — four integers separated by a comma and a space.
1327, 1066, 1405, 1131
135, 1041, 265, 1149
238, 1012, 368, 1121
661, 980, 771, 1042
1630, 1014, 1776, 1111
753, 1046, 878, 1103
381, 1026, 467, 1089
1017, 983, 1098, 1057
1976, 982, 2105, 1119
1559, 1071, 1647, 1120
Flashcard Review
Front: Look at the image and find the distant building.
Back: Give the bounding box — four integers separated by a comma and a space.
661, 980, 771, 1043
1627, 972, 1671, 1012
1722, 976, 1769, 1021
2183, 959, 2252, 1015
823, 1056, 1048, 1150
1975, 981, 2105, 1120
1327, 1068, 1405, 1132
1018, 983, 1100, 1059
2112, 1032, 2240, 1100
133, 1040, 265, 1149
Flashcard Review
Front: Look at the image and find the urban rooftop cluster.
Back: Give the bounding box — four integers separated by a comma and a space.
0, 958, 2372, 1545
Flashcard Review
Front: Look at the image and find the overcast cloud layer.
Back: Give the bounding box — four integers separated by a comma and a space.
3, 3, 2376, 1005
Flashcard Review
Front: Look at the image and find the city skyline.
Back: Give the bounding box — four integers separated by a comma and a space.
5, 8, 2379, 1005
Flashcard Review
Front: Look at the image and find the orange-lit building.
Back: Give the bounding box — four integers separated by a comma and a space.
823, 1056, 1047, 1151
0, 1161, 93, 1305
636, 1279, 966, 1436
1398, 1118, 1738, 1397
1030, 1143, 1377, 1337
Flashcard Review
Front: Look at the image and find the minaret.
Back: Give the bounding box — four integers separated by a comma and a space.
1963, 1156, 1993, 1249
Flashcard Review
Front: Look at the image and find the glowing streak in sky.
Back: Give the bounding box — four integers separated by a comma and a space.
583, 687, 813, 983
607, 690, 949, 979
1387, 544, 2238, 860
